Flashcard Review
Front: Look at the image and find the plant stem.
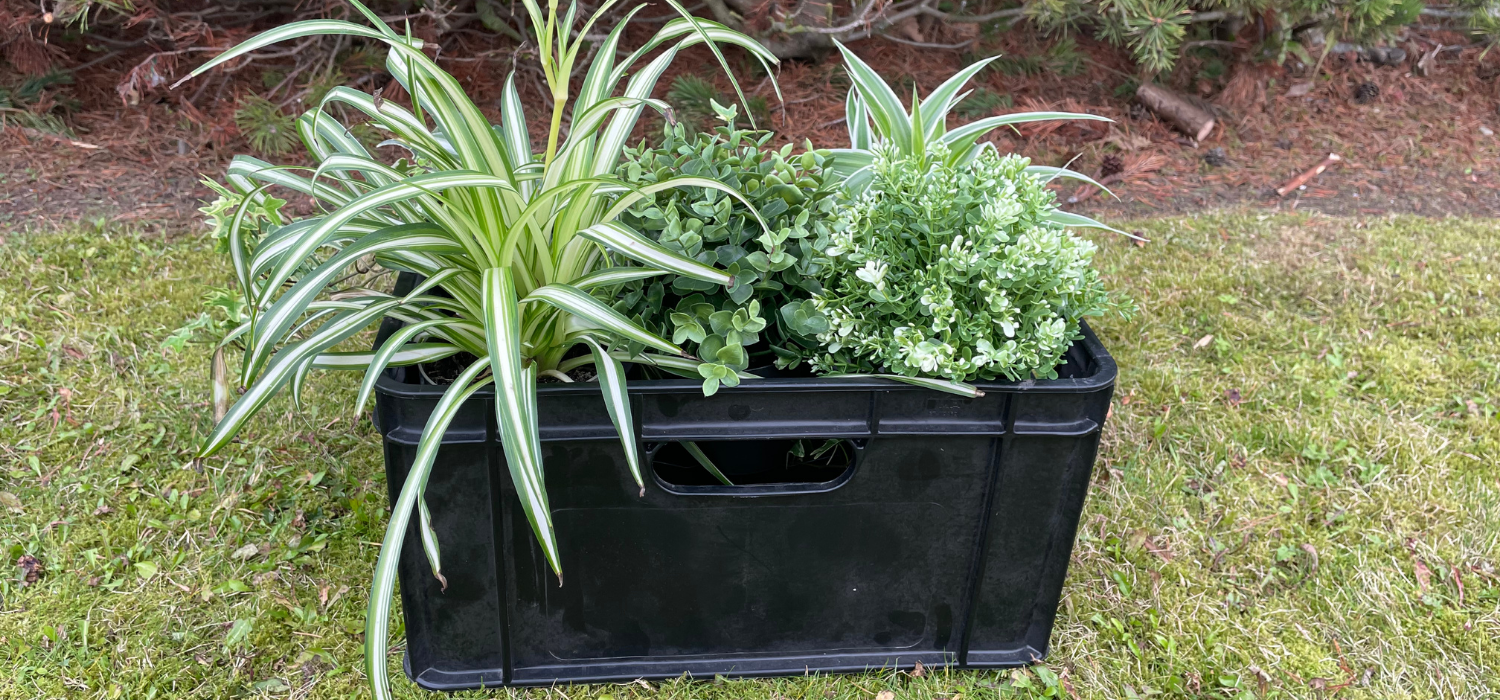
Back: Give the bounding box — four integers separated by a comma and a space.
537, 343, 569, 372
544, 94, 566, 166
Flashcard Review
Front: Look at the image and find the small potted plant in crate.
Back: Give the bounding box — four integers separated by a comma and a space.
185, 3, 1131, 693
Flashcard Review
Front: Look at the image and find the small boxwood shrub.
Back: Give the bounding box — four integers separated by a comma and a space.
808, 145, 1122, 382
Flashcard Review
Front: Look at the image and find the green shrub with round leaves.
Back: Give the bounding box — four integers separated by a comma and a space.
615, 102, 839, 393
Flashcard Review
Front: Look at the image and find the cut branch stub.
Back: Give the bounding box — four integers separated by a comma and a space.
1136, 83, 1215, 142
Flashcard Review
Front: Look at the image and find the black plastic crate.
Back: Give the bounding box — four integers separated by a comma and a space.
373, 325, 1115, 690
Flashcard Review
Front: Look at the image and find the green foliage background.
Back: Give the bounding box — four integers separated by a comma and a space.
1015, 0, 1438, 72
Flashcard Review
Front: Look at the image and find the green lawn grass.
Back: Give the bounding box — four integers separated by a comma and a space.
1, 213, 1496, 699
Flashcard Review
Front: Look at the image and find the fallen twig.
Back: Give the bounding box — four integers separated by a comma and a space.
1276, 153, 1342, 197
7, 126, 105, 150
1136, 83, 1216, 141
875, 32, 976, 50
1416, 44, 1442, 76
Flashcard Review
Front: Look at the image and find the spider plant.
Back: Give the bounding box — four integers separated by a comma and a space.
174, 0, 777, 696
830, 40, 1137, 239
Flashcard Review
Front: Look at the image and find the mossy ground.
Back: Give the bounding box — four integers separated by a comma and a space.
0, 213, 1496, 699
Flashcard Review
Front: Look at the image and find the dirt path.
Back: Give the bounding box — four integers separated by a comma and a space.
4, 132, 1492, 238
0, 131, 210, 232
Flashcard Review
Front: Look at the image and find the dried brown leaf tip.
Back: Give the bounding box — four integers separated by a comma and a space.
16, 554, 42, 587
1131, 529, 1175, 562
1413, 559, 1432, 594
1404, 538, 1432, 594
1300, 543, 1319, 575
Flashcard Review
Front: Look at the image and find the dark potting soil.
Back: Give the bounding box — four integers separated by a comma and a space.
413, 352, 596, 386
417, 352, 480, 385
414, 339, 1089, 386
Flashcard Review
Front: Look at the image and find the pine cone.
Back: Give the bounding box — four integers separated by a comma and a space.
3, 37, 53, 76
1100, 154, 1124, 180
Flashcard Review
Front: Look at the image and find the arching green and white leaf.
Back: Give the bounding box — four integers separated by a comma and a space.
579, 335, 643, 494
526, 284, 683, 355
365, 357, 490, 700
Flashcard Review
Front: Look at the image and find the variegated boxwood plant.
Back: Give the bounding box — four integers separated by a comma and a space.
808, 41, 1139, 383
810, 145, 1123, 382
177, 0, 780, 696
614, 101, 840, 393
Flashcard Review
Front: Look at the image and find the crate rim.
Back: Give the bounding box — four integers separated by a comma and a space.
373, 321, 1116, 401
